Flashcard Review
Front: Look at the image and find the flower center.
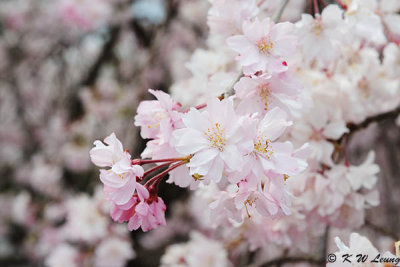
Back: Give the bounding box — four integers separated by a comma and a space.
257, 38, 274, 54
254, 136, 273, 158
284, 174, 290, 181
313, 20, 323, 36
107, 169, 128, 179
147, 112, 167, 129
192, 173, 204, 181
358, 77, 370, 98
205, 123, 226, 151
258, 84, 271, 111
244, 197, 257, 218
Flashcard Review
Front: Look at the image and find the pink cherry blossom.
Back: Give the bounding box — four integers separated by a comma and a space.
234, 71, 303, 117
208, 0, 259, 37
134, 89, 182, 141
229, 108, 309, 184
235, 177, 292, 218
90, 133, 144, 205
90, 132, 127, 168
173, 97, 253, 184
227, 17, 297, 74
296, 4, 348, 66
111, 183, 166, 232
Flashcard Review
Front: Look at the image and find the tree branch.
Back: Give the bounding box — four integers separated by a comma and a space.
347, 106, 400, 135
364, 219, 400, 241
334, 106, 400, 143
259, 256, 325, 267
82, 26, 121, 86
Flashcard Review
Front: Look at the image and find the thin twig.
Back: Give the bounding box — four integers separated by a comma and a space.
336, 106, 400, 143
313, 0, 320, 14
82, 26, 121, 86
273, 0, 290, 23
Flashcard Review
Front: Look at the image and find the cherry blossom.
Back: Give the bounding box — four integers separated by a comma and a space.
234, 71, 303, 117
173, 97, 253, 184
227, 17, 297, 74
4, 0, 400, 266
111, 183, 166, 232
134, 89, 182, 141
90, 133, 144, 205
296, 4, 348, 65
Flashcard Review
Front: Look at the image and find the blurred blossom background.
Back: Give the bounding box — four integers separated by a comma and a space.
0, 0, 399, 266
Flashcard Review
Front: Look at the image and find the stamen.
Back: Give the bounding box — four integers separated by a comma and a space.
254, 136, 274, 158
192, 173, 204, 181
258, 84, 271, 111
313, 20, 323, 36
284, 174, 290, 181
205, 123, 226, 151
257, 38, 274, 54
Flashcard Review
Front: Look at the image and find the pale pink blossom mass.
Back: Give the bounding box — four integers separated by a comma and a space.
2, 0, 398, 265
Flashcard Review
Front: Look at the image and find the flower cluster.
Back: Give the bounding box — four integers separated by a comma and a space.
2, 0, 400, 266
88, 2, 400, 260
90, 10, 312, 231
90, 133, 169, 232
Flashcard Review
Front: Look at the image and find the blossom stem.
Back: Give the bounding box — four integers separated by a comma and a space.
145, 160, 188, 190
273, 0, 290, 23
132, 157, 187, 165
142, 161, 173, 179
257, 0, 267, 7
313, 0, 319, 14
194, 103, 207, 110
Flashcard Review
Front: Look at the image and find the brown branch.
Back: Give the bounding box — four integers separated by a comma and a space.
259, 256, 325, 267
321, 226, 330, 263
5, 45, 40, 158
67, 25, 121, 121
82, 26, 121, 86
364, 220, 400, 241
347, 106, 400, 135
332, 106, 400, 143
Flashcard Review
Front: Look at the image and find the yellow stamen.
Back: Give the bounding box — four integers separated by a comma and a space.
254, 136, 274, 159
284, 174, 290, 181
258, 84, 271, 111
205, 123, 226, 151
313, 21, 323, 36
257, 38, 274, 54
192, 173, 204, 181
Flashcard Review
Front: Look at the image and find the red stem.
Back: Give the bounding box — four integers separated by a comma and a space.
319, 0, 327, 8
132, 157, 186, 165
313, 0, 320, 14
195, 103, 207, 110
257, 0, 266, 7
143, 161, 173, 178
145, 161, 187, 189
